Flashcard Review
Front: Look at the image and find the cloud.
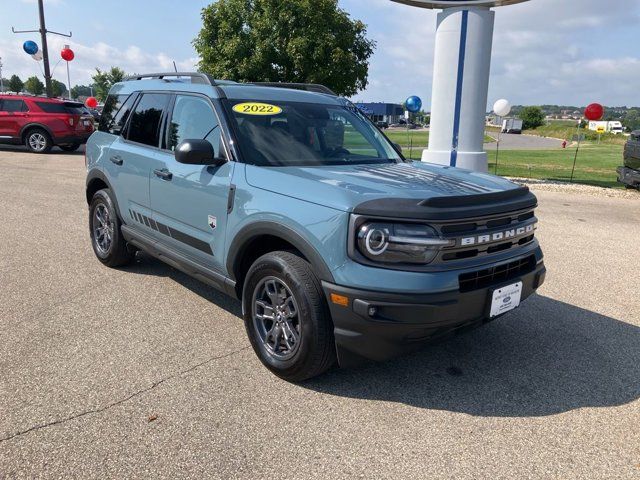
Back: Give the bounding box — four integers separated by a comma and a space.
350, 0, 640, 107
0, 36, 196, 88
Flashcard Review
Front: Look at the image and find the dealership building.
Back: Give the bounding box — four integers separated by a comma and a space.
356, 102, 405, 124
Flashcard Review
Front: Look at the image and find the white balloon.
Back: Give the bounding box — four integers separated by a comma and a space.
493, 99, 511, 117
31, 50, 43, 61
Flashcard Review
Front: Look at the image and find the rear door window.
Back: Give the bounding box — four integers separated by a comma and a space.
125, 93, 170, 147
1, 99, 28, 112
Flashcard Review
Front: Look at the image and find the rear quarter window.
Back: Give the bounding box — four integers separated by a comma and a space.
35, 101, 84, 115
99, 93, 138, 136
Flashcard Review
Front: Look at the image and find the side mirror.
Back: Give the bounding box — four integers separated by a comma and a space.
393, 143, 403, 153
175, 139, 226, 166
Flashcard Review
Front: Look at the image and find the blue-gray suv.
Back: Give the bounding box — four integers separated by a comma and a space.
85, 73, 545, 381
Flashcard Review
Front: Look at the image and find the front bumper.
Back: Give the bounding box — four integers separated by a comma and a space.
323, 260, 546, 367
617, 166, 640, 188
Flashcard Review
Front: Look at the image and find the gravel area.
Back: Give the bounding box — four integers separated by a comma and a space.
508, 177, 640, 199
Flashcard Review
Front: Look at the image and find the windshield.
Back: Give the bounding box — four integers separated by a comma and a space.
225, 99, 402, 167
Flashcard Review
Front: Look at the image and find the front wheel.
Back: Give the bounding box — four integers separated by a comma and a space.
243, 251, 336, 382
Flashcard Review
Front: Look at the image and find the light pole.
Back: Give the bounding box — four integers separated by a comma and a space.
390, 0, 530, 172
12, 0, 72, 98
0, 57, 4, 93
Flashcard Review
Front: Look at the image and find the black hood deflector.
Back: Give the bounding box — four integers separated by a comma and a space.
353, 187, 537, 221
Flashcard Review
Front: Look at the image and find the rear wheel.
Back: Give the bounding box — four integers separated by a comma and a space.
243, 251, 336, 382
59, 143, 81, 152
89, 189, 135, 267
24, 128, 52, 153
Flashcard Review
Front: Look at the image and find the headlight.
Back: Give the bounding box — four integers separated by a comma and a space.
356, 221, 454, 265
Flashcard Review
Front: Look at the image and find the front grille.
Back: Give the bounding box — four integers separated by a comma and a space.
459, 255, 536, 292
434, 208, 537, 263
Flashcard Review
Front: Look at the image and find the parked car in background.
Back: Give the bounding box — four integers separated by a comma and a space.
83, 106, 101, 123
375, 121, 389, 129
617, 131, 640, 189
502, 118, 523, 134
589, 121, 624, 135
0, 94, 94, 152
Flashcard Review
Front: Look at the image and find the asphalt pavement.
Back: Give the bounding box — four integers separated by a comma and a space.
487, 133, 564, 149
1, 147, 639, 479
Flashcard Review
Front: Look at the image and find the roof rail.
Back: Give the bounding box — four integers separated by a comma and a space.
249, 82, 337, 96
124, 72, 217, 86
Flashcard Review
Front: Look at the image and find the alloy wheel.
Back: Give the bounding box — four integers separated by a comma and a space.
28, 133, 47, 152
92, 203, 114, 255
252, 277, 302, 360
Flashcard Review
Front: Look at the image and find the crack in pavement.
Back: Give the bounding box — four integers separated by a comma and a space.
0, 345, 251, 444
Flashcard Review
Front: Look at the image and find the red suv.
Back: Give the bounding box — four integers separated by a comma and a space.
0, 94, 94, 153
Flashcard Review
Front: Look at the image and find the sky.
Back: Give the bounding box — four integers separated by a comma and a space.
0, 0, 639, 108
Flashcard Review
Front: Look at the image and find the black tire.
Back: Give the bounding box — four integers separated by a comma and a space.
243, 251, 336, 381
89, 189, 135, 267
59, 143, 81, 152
24, 128, 52, 153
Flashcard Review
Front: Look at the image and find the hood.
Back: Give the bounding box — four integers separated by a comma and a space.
244, 161, 525, 213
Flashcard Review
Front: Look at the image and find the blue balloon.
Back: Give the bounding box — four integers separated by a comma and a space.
405, 95, 422, 113
23, 40, 39, 55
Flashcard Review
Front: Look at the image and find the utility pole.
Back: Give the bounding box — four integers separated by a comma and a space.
0, 57, 4, 93
12, 0, 72, 98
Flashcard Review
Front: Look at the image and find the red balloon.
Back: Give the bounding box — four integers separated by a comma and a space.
584, 103, 604, 121
85, 97, 98, 109
61, 48, 74, 62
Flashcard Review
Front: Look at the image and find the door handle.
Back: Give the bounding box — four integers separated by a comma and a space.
154, 168, 173, 181
110, 155, 123, 166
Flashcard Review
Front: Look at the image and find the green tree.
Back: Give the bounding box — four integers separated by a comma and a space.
92, 67, 127, 101
8, 75, 24, 93
623, 109, 640, 132
24, 76, 45, 95
518, 106, 545, 130
193, 0, 376, 97
71, 84, 94, 99
51, 79, 68, 97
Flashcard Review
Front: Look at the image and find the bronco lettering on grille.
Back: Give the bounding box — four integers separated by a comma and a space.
460, 224, 535, 246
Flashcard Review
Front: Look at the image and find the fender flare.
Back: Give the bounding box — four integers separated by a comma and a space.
19, 123, 55, 142
85, 169, 124, 220
226, 221, 335, 284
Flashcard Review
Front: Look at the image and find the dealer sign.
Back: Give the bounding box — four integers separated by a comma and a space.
391, 0, 529, 8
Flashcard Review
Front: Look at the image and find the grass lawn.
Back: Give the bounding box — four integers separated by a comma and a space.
353, 127, 624, 189
401, 142, 623, 189
384, 129, 495, 148
488, 143, 624, 188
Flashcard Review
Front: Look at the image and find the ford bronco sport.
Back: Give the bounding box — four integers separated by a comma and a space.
85, 73, 545, 381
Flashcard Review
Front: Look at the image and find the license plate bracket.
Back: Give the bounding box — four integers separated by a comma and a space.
489, 281, 523, 318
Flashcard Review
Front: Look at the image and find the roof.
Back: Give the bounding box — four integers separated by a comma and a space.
0, 93, 79, 103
